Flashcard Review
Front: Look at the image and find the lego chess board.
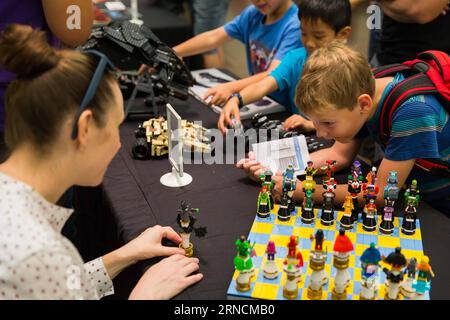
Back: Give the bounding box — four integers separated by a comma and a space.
227, 205, 429, 300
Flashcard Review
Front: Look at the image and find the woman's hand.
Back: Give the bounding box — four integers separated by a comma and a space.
129, 254, 203, 300
124, 225, 186, 263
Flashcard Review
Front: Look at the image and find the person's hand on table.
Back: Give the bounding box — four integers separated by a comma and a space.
236, 151, 267, 182
203, 82, 235, 107
129, 254, 203, 300
218, 97, 240, 134
271, 172, 283, 202
282, 114, 316, 132
124, 225, 185, 262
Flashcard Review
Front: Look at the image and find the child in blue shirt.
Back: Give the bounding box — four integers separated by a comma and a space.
218, 0, 352, 133
173, 0, 301, 107
288, 43, 449, 213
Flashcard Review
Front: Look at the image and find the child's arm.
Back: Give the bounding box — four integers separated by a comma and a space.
217, 76, 279, 133
204, 60, 282, 107
173, 27, 231, 58
380, 0, 449, 24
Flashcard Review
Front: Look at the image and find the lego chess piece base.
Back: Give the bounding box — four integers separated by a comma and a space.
360, 277, 377, 300
179, 242, 193, 257
277, 205, 291, 222
300, 208, 315, 224
400, 277, 415, 299
236, 269, 252, 292
385, 281, 401, 300
283, 270, 299, 299
320, 209, 335, 226
263, 260, 279, 280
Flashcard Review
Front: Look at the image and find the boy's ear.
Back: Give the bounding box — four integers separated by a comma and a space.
336, 26, 352, 43
357, 94, 373, 114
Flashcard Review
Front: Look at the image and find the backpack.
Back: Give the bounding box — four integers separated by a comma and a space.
372, 50, 450, 178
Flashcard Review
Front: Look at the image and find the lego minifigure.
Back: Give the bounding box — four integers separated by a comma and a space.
413, 255, 434, 299
360, 243, 381, 300
400, 257, 417, 298
257, 186, 271, 219
234, 236, 256, 292
277, 185, 291, 222
382, 247, 407, 300
283, 236, 304, 299
340, 195, 355, 230
380, 171, 399, 234
320, 179, 336, 226
176, 201, 206, 257
260, 170, 275, 210
347, 173, 363, 223
332, 229, 354, 300
282, 165, 297, 213
305, 160, 318, 178
321, 160, 336, 189
401, 180, 420, 235
307, 229, 328, 300
362, 167, 379, 209
301, 189, 315, 224
362, 199, 377, 232
262, 240, 278, 279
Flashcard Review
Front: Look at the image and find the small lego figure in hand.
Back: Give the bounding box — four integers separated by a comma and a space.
331, 229, 354, 300
262, 240, 278, 279
340, 195, 355, 230
382, 247, 407, 300
283, 235, 304, 299
307, 229, 328, 300
413, 255, 434, 299
176, 201, 207, 257
401, 180, 420, 235
359, 243, 381, 300
234, 236, 256, 292
257, 186, 271, 219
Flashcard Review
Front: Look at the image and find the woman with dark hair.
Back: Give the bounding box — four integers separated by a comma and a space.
0, 24, 203, 299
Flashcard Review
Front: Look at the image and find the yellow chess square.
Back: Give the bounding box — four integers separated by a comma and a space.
270, 235, 291, 247
275, 216, 296, 227
353, 268, 362, 281
378, 235, 400, 248
253, 243, 267, 257
401, 249, 424, 261
251, 221, 274, 234
355, 244, 366, 257
252, 283, 279, 300
346, 232, 357, 245
232, 270, 239, 280
295, 227, 315, 240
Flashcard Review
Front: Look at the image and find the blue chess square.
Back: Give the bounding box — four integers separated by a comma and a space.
249, 233, 271, 245
272, 224, 294, 236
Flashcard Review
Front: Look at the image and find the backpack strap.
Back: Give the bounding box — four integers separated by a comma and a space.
372, 64, 411, 79
378, 73, 437, 145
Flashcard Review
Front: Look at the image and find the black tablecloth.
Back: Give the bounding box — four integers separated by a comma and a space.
74, 96, 450, 300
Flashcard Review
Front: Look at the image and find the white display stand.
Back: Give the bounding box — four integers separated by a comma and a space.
160, 104, 193, 187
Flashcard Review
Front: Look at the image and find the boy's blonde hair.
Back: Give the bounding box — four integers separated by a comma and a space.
295, 41, 375, 114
